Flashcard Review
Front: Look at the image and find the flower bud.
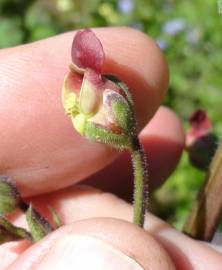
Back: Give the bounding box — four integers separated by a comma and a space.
186, 109, 218, 170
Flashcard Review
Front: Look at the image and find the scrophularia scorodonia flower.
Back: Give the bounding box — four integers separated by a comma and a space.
62, 29, 136, 149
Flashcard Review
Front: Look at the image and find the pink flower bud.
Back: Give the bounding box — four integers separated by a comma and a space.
186, 109, 212, 147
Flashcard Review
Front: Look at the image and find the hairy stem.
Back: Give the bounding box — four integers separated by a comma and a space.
183, 141, 222, 241
131, 137, 148, 228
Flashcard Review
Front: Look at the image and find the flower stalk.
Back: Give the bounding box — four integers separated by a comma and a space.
131, 138, 148, 227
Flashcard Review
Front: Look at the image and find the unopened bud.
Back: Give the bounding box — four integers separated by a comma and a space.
186, 109, 218, 170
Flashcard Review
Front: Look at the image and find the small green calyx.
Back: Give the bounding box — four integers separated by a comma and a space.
103, 89, 135, 136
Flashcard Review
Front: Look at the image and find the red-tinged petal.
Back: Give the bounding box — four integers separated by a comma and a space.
71, 29, 105, 73
186, 109, 212, 147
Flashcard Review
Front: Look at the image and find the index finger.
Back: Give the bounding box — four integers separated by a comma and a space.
0, 27, 168, 196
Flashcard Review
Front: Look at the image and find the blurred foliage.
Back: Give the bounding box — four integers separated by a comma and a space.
0, 0, 221, 229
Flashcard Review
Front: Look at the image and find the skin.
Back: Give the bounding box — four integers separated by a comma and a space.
0, 27, 221, 269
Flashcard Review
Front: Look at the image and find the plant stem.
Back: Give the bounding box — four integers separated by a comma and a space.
183, 141, 222, 241
131, 137, 148, 228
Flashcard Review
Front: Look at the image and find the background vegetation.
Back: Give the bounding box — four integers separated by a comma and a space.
0, 0, 221, 230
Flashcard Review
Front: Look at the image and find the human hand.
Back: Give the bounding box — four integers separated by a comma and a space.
0, 27, 221, 269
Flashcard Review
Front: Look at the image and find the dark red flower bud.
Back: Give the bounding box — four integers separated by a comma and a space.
186, 109, 212, 147
186, 109, 218, 171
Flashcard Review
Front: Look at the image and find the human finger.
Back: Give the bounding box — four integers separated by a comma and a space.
8, 218, 175, 270
3, 186, 221, 269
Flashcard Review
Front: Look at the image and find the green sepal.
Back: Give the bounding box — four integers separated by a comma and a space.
104, 90, 135, 136
0, 176, 21, 214
48, 206, 62, 229
84, 121, 132, 150
26, 205, 53, 242
0, 215, 32, 244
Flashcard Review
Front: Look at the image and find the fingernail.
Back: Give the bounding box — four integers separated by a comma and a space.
36, 235, 144, 270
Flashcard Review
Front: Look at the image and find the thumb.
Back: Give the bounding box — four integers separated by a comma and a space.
8, 218, 175, 270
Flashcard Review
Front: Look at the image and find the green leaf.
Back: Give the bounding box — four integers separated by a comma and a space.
48, 206, 62, 229
0, 176, 21, 214
0, 215, 32, 244
26, 205, 53, 242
